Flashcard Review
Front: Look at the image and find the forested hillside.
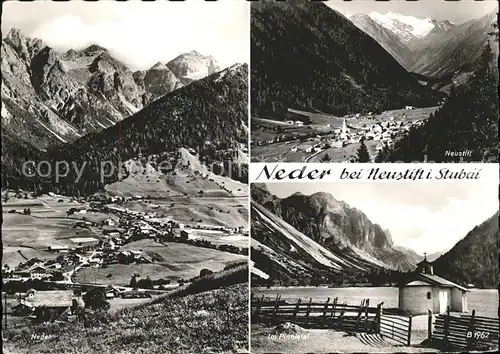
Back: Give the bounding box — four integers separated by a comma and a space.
381, 42, 498, 162
251, 0, 438, 120
3, 64, 248, 194
432, 212, 499, 288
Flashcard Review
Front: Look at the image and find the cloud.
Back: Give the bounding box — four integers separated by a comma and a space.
5, 0, 249, 70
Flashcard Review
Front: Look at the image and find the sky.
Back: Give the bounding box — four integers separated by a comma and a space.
328, 0, 498, 25
265, 179, 498, 255
1, 0, 249, 71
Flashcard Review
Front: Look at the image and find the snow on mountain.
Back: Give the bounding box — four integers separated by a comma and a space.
368, 12, 452, 41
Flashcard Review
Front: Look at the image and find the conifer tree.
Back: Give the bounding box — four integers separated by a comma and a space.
356, 138, 371, 162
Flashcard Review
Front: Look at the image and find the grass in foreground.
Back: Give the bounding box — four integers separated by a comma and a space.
3, 283, 249, 354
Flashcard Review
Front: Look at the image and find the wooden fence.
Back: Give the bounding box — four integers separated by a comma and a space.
431, 307, 499, 350
380, 313, 413, 346
251, 294, 415, 345
251, 294, 382, 332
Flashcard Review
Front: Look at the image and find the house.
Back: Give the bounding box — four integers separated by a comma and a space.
398, 254, 468, 315
294, 120, 304, 126
405, 105, 415, 110
105, 285, 121, 299
103, 218, 116, 226
103, 240, 116, 251
15, 264, 53, 279
13, 290, 78, 319
47, 245, 69, 253
180, 230, 189, 240
88, 258, 103, 268
46, 262, 62, 270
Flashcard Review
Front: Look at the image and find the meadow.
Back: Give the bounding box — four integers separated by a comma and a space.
75, 239, 247, 285
3, 284, 249, 354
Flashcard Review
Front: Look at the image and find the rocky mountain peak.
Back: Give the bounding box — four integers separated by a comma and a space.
81, 44, 108, 56
166, 51, 221, 84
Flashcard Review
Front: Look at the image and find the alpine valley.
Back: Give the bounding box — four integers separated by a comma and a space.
250, 0, 498, 163
250, 184, 499, 289
1, 28, 247, 190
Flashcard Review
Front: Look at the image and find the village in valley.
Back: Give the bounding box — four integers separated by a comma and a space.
2, 183, 249, 325
251, 106, 436, 163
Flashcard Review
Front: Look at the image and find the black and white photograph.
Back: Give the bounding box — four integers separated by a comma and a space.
250, 178, 499, 353
250, 0, 499, 163
1, 1, 250, 353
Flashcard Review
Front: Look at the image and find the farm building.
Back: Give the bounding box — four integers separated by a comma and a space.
180, 230, 189, 240
47, 245, 69, 252
14, 264, 53, 279
399, 255, 468, 315
12, 289, 82, 319
70, 237, 99, 245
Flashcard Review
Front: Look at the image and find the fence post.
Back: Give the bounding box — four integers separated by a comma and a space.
376, 303, 383, 334
427, 309, 433, 341
272, 294, 281, 319
292, 299, 301, 323
304, 298, 312, 326
407, 316, 412, 346
364, 299, 370, 332
330, 297, 338, 321
256, 295, 264, 315
337, 302, 347, 329
355, 299, 365, 331
444, 306, 450, 345
322, 297, 330, 326
467, 309, 476, 350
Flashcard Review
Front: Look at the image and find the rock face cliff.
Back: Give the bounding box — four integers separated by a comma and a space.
251, 184, 421, 271
1, 28, 220, 151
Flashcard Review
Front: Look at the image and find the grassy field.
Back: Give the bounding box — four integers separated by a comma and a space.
121, 196, 248, 228
3, 246, 58, 268
2, 213, 98, 249
3, 284, 249, 354
75, 239, 247, 285
253, 287, 499, 318
105, 150, 248, 200
309, 140, 381, 162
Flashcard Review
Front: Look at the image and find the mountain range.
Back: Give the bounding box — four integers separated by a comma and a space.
1, 28, 248, 192
349, 10, 497, 90
250, 184, 422, 281
251, 184, 498, 289
250, 0, 438, 120
1, 28, 219, 153
367, 12, 454, 43
4, 62, 248, 194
